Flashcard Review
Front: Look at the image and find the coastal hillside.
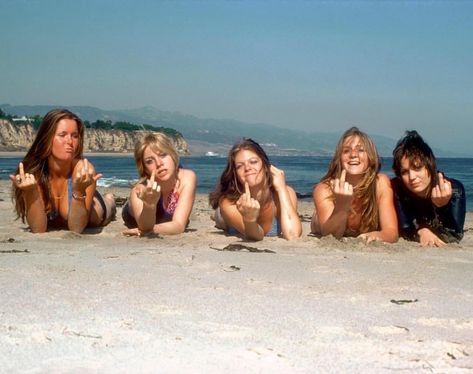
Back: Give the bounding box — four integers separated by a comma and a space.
0, 104, 395, 156
0, 119, 189, 154
0, 104, 460, 157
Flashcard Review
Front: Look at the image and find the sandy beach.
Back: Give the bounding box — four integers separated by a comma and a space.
0, 180, 472, 373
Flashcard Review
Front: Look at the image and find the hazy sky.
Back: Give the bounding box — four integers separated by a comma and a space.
1, 0, 472, 154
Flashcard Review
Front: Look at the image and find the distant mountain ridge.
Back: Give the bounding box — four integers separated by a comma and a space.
0, 104, 460, 157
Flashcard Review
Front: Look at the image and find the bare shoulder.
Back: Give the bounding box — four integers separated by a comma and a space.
376, 173, 392, 188
313, 181, 331, 199
178, 168, 196, 183
219, 196, 234, 209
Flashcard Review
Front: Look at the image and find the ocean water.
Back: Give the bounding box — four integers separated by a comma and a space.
1, 155, 472, 211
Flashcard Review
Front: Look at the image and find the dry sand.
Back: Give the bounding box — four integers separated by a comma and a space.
0, 180, 472, 373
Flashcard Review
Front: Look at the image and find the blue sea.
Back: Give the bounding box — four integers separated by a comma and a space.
1, 155, 472, 211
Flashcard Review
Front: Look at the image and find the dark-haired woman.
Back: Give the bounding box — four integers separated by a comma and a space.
10, 109, 115, 233
392, 130, 466, 246
209, 138, 301, 241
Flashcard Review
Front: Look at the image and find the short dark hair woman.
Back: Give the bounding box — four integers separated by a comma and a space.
391, 130, 466, 246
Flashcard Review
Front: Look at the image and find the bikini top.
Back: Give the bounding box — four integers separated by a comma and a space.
47, 178, 73, 222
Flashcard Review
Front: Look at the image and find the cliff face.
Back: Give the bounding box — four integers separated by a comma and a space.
0, 120, 189, 154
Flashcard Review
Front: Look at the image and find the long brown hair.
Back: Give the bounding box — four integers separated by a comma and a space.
209, 138, 272, 209
320, 127, 381, 233
12, 109, 84, 221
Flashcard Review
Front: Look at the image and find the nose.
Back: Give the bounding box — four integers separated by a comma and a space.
408, 170, 416, 180
65, 134, 73, 144
349, 149, 358, 158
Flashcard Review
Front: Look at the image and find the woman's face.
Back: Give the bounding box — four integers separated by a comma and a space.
400, 156, 432, 196
142, 146, 176, 182
51, 119, 79, 162
234, 149, 265, 187
340, 135, 369, 175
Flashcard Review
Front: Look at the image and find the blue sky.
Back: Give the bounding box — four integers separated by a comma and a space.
1, 0, 472, 154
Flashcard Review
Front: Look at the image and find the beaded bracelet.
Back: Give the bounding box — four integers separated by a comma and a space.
72, 192, 86, 201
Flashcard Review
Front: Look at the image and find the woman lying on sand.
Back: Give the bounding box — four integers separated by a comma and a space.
122, 133, 196, 236
391, 130, 465, 246
209, 138, 301, 241
10, 109, 115, 233
311, 127, 398, 243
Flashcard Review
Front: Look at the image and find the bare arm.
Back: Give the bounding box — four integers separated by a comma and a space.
127, 171, 161, 232
272, 166, 301, 240
313, 170, 353, 239
219, 182, 264, 241
68, 159, 101, 233
358, 174, 398, 243
10, 162, 47, 233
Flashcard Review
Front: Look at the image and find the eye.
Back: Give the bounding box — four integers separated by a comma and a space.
159, 153, 167, 159
249, 159, 259, 165
144, 159, 154, 165
235, 164, 243, 170
72, 133, 79, 139
401, 170, 409, 176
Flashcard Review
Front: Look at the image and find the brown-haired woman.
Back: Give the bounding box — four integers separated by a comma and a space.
209, 138, 301, 241
391, 130, 465, 246
10, 108, 116, 233
122, 133, 196, 236
311, 127, 398, 243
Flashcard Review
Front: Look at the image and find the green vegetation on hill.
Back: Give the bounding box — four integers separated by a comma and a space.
0, 108, 182, 139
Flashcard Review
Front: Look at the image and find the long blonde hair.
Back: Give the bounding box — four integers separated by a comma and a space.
321, 127, 381, 233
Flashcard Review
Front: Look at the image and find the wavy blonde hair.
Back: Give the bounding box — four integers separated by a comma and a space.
134, 133, 180, 184
320, 127, 381, 233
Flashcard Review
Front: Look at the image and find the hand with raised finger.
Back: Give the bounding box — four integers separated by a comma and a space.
330, 169, 353, 211
431, 172, 452, 208
236, 181, 260, 222
136, 170, 161, 206
270, 165, 286, 192
9, 162, 38, 191
418, 228, 446, 247
72, 158, 100, 195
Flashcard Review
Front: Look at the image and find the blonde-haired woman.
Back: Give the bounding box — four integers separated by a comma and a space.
122, 133, 196, 236
10, 108, 115, 233
311, 127, 398, 243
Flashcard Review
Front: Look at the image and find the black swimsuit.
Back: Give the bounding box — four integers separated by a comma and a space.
391, 177, 466, 243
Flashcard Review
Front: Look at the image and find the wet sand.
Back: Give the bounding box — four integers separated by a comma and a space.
0, 180, 472, 373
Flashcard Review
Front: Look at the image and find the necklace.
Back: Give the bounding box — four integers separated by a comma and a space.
50, 180, 67, 200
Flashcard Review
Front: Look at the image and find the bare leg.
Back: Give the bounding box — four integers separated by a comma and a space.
311, 209, 321, 234
211, 207, 227, 230
89, 193, 116, 227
